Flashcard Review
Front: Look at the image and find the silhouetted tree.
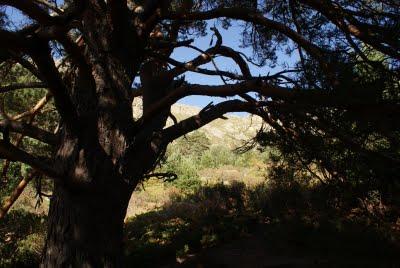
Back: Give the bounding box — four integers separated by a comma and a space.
0, 0, 398, 266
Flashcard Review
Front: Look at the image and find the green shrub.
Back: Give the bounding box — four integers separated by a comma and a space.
0, 210, 46, 267
173, 131, 210, 157
199, 145, 237, 168
161, 154, 200, 190
13, 233, 44, 267
158, 130, 268, 190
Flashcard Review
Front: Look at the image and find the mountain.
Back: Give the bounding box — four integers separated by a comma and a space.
133, 98, 264, 148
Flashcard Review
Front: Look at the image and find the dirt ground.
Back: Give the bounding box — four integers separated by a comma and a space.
167, 233, 396, 268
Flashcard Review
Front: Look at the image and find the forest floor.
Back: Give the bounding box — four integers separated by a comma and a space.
2, 166, 400, 267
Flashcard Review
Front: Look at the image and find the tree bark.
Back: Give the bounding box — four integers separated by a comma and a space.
39, 108, 142, 267
38, 3, 172, 265
40, 55, 170, 267
41, 176, 134, 267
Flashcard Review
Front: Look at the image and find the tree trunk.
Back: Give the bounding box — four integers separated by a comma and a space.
40, 125, 140, 267
41, 178, 133, 267
40, 89, 167, 267
39, 5, 171, 263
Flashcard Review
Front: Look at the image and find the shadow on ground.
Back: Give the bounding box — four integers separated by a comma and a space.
1, 182, 399, 267
124, 182, 400, 267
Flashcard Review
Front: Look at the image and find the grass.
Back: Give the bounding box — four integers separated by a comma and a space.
1, 181, 399, 267
123, 181, 400, 267
1, 145, 399, 267
126, 179, 178, 217
124, 181, 257, 267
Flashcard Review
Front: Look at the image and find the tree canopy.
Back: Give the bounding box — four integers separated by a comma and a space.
0, 0, 399, 180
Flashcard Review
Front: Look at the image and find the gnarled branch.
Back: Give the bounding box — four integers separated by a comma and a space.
138, 79, 293, 126
164, 7, 326, 63
0, 140, 60, 178
0, 119, 58, 145
161, 99, 264, 143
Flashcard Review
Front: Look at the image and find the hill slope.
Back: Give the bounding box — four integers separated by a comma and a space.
133, 98, 263, 148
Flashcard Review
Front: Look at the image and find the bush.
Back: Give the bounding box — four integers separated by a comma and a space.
173, 131, 211, 157
199, 145, 236, 168
124, 182, 255, 267
161, 154, 201, 190
124, 181, 400, 267
0, 210, 46, 267
157, 130, 269, 190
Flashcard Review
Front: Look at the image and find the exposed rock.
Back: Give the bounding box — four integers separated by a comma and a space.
133, 97, 264, 148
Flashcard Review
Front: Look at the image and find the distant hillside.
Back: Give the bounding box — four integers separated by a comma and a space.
133, 98, 264, 148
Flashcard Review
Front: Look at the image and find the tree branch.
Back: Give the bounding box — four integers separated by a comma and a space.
0, 171, 38, 220
161, 100, 264, 143
299, 0, 400, 59
0, 29, 30, 53
148, 51, 245, 80
1, 92, 52, 185
0, 119, 58, 145
164, 7, 327, 63
0, 140, 60, 178
149, 38, 194, 50
30, 43, 79, 131
0, 0, 57, 25
164, 27, 224, 79
12, 91, 52, 120
215, 45, 252, 78
9, 53, 44, 80
33, 0, 64, 15
0, 82, 47, 94
138, 79, 293, 125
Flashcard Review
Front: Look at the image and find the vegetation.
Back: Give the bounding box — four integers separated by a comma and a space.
0, 64, 55, 217
0, 0, 399, 266
1, 127, 399, 267
0, 210, 46, 267
125, 182, 400, 267
2, 179, 399, 267
159, 131, 268, 189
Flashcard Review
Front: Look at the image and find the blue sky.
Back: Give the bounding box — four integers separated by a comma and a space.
4, 7, 298, 109
171, 21, 297, 108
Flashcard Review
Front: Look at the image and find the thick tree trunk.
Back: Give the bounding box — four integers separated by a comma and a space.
39, 5, 171, 263
41, 178, 133, 267
40, 126, 139, 267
